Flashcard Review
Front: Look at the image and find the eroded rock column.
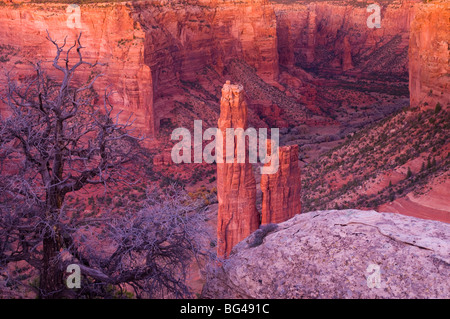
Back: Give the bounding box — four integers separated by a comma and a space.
261, 144, 301, 224
217, 81, 259, 259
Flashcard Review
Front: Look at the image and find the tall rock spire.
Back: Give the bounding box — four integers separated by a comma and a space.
261, 144, 301, 224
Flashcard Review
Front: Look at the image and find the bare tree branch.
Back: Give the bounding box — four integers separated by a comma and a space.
1, 32, 207, 299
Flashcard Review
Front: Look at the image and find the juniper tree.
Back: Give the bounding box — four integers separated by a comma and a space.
0, 33, 209, 298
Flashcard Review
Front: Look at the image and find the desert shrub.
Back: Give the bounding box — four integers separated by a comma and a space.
435, 102, 442, 114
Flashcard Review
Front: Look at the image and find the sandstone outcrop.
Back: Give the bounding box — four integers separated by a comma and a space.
202, 209, 450, 298
216, 81, 259, 259
274, 0, 418, 80
1, 0, 435, 138
409, 1, 450, 108
261, 144, 301, 224
132, 0, 279, 133
0, 0, 279, 137
0, 2, 154, 136
216, 82, 303, 258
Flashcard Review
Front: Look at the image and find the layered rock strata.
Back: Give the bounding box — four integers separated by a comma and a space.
0, 2, 154, 136
132, 0, 279, 133
0, 0, 279, 137
409, 1, 450, 108
274, 0, 418, 80
216, 81, 303, 258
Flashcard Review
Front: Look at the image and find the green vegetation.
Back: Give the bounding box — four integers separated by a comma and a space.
435, 102, 442, 114
302, 105, 450, 212
0, 44, 18, 63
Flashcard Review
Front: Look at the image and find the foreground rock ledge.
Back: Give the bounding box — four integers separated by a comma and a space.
202, 210, 449, 299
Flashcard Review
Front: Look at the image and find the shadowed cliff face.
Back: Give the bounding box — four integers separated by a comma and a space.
300, 2, 449, 224
131, 0, 279, 134
0, 0, 280, 138
274, 1, 419, 81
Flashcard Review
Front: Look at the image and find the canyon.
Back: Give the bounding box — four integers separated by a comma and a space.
0, 0, 426, 138
0, 0, 448, 296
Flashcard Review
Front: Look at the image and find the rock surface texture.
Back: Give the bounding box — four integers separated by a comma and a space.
0, 0, 279, 137
1, 0, 444, 136
202, 209, 450, 298
216, 81, 259, 259
261, 144, 301, 224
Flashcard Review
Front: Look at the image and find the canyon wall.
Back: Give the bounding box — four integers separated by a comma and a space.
0, 0, 279, 137
409, 1, 450, 108
132, 0, 279, 133
274, 0, 419, 80
1, 0, 441, 138
0, 2, 154, 136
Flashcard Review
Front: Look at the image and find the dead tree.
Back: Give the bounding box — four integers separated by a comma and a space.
0, 33, 209, 298
66, 184, 210, 298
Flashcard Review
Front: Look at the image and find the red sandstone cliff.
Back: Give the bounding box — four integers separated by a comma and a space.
132, 0, 279, 133
0, 3, 153, 135
0, 2, 154, 136
409, 1, 450, 108
216, 81, 259, 259
274, 0, 419, 80
0, 0, 428, 138
0, 0, 279, 138
261, 144, 301, 224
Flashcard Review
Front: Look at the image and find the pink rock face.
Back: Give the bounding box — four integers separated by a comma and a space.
0, 0, 279, 138
216, 81, 259, 259
132, 0, 279, 133
409, 1, 450, 109
0, 3, 154, 137
261, 144, 301, 224
274, 1, 417, 79
216, 82, 303, 257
